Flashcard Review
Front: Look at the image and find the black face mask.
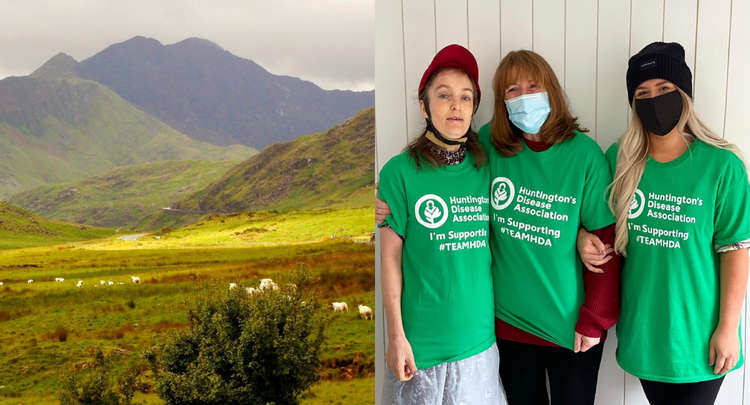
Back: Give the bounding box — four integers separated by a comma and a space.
635, 90, 683, 136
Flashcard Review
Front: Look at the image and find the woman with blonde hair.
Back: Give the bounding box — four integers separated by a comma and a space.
579, 41, 750, 404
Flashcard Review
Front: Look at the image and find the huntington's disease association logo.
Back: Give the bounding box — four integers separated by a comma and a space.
491, 177, 515, 210
415, 194, 449, 229
628, 189, 646, 219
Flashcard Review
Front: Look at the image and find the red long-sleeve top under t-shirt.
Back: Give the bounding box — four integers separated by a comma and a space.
494, 137, 621, 347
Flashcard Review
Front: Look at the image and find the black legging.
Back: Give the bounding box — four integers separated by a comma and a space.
640, 377, 725, 405
498, 338, 604, 405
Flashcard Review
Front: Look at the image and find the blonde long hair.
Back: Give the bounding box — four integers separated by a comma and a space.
609, 89, 743, 256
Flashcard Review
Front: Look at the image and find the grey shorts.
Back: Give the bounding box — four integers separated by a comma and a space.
382, 342, 507, 405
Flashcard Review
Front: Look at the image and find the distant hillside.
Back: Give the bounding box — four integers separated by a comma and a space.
9, 160, 239, 231
0, 201, 114, 249
174, 108, 374, 213
0, 54, 254, 197
76, 36, 374, 148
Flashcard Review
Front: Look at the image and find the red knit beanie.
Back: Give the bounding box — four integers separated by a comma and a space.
418, 44, 481, 105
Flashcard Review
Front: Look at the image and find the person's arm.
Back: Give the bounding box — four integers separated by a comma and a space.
574, 224, 621, 353
709, 248, 749, 374
381, 226, 417, 381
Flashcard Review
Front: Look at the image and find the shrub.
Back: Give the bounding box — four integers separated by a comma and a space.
147, 268, 324, 405
59, 350, 142, 405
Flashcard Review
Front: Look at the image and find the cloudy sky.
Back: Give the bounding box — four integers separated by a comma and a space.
0, 0, 374, 91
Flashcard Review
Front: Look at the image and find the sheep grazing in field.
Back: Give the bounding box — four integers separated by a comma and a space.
358, 305, 373, 320
131, 276, 141, 284
331, 302, 349, 312
99, 280, 106, 285
229, 282, 238, 291
27, 279, 34, 284
76, 280, 83, 288
259, 278, 278, 291
54, 277, 64, 283
245, 287, 259, 296
107, 281, 114, 286
0, 282, 3, 286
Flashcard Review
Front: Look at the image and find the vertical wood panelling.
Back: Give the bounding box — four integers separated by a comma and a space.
374, 1, 408, 403
663, 0, 698, 75
376, 1, 750, 402
402, 2, 436, 142
501, 0, 533, 55
629, 0, 664, 56
596, 0, 630, 150
468, 0, 501, 127
533, 0, 566, 83
435, 0, 468, 48
719, 0, 750, 400
693, 0, 732, 136
564, 0, 597, 139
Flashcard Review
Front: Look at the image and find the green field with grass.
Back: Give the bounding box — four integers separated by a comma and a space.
0, 207, 375, 404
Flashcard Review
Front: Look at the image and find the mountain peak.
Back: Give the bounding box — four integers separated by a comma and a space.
172, 37, 223, 51
31, 52, 78, 79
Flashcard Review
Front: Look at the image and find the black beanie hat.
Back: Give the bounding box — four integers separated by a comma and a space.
626, 42, 692, 104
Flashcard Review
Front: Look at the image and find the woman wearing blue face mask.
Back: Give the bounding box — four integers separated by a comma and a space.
477, 50, 621, 404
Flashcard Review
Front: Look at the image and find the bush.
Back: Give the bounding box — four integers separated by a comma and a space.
147, 268, 324, 405
59, 350, 142, 405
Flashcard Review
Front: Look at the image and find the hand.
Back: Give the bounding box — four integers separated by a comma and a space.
709, 325, 740, 374
375, 196, 392, 225
386, 335, 418, 381
574, 331, 600, 353
577, 228, 613, 273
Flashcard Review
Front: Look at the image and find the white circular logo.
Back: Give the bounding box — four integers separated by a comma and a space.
628, 188, 646, 219
415, 194, 449, 229
491, 177, 515, 210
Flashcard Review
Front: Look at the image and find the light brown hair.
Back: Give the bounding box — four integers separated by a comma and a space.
407, 67, 486, 168
489, 50, 586, 157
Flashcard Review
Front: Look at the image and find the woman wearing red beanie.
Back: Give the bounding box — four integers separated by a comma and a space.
579, 41, 750, 404
378, 44, 505, 404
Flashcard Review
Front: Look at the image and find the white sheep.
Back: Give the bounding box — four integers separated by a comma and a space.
54, 277, 64, 283
131, 276, 141, 284
76, 280, 83, 288
99, 280, 106, 285
27, 279, 34, 284
331, 302, 349, 312
245, 287, 259, 296
358, 305, 373, 320
229, 282, 238, 291
0, 281, 3, 286
259, 278, 278, 291
107, 281, 114, 286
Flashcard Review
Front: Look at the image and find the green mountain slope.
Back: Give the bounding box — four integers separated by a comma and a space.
0, 53, 255, 198
9, 160, 239, 231
0, 201, 114, 249
175, 108, 374, 213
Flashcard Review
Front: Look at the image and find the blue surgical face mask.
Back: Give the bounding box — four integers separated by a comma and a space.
504, 92, 551, 134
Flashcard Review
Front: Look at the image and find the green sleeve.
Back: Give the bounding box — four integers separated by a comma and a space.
713, 156, 750, 246
580, 144, 616, 231
377, 156, 409, 238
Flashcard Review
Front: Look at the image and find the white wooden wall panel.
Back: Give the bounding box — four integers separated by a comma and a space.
533, 0, 565, 84
468, 0, 500, 127
375, 0, 750, 403
435, 0, 468, 49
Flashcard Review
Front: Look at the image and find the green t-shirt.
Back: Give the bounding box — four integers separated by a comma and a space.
378, 150, 495, 369
479, 124, 615, 349
609, 140, 750, 383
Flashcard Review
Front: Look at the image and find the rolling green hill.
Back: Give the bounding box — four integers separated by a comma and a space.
9, 160, 240, 231
0, 201, 114, 249
174, 108, 374, 214
0, 53, 255, 198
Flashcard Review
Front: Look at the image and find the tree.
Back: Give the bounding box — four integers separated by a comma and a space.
147, 269, 324, 405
